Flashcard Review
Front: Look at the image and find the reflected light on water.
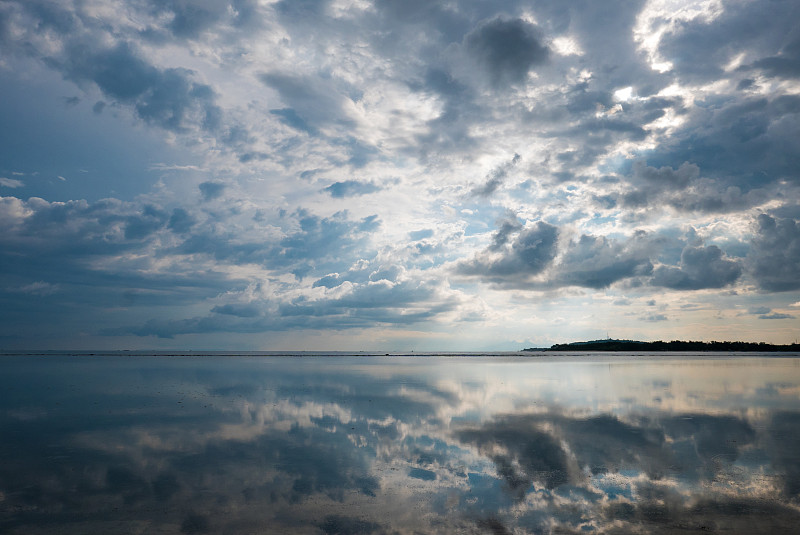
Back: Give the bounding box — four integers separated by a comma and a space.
1, 354, 799, 533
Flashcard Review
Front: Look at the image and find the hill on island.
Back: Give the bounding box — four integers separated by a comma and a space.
523, 339, 800, 352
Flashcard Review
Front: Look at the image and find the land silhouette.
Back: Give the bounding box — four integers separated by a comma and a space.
524, 339, 800, 352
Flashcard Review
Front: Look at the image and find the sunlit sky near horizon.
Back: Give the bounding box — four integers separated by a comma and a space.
1, 0, 799, 350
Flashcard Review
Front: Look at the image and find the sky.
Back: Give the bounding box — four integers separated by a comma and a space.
0, 0, 798, 350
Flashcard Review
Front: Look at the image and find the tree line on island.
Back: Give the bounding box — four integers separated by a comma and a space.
523, 339, 800, 352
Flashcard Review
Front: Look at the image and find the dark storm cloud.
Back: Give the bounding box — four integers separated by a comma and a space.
323, 180, 382, 198
457, 221, 558, 281
658, 0, 799, 82
749, 35, 800, 79
748, 214, 800, 291
638, 95, 800, 209
465, 17, 549, 86
53, 41, 222, 133
554, 233, 654, 289
458, 220, 655, 290
651, 245, 741, 290
459, 216, 746, 292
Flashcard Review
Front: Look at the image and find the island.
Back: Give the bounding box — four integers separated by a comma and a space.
523, 339, 800, 352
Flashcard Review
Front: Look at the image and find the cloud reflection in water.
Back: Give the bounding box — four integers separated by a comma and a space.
1, 354, 799, 534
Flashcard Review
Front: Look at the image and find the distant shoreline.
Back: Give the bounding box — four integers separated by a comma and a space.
524, 339, 800, 352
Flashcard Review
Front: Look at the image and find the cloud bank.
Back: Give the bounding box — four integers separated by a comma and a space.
0, 0, 798, 348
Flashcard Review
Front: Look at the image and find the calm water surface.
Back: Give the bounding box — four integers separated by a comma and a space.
2, 353, 800, 534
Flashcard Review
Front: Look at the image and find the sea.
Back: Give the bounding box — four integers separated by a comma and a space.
1, 351, 799, 534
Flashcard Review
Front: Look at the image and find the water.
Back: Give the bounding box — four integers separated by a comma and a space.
1, 353, 799, 533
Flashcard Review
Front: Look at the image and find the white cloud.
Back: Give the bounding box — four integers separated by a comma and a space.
0, 177, 24, 188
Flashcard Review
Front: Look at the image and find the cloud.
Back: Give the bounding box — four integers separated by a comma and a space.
198, 181, 225, 201
465, 17, 549, 86
759, 313, 794, 320
634, 95, 800, 211
211, 303, 262, 318
621, 161, 699, 207
408, 229, 433, 241
8, 281, 60, 296
472, 153, 520, 197
554, 232, 653, 289
748, 214, 800, 291
458, 220, 654, 290
323, 180, 381, 198
0, 177, 23, 188
457, 221, 558, 282
1, 0, 799, 346
56, 41, 222, 133
656, 0, 799, 82
749, 36, 800, 79
260, 72, 358, 133
651, 245, 741, 290
167, 208, 196, 234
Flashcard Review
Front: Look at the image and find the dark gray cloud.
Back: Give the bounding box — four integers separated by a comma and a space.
459, 220, 655, 290
749, 35, 800, 79
555, 232, 653, 289
198, 181, 225, 201
465, 17, 549, 86
636, 95, 800, 210
658, 0, 799, 82
472, 153, 520, 197
211, 303, 262, 318
54, 41, 221, 133
148, 0, 263, 39
168, 208, 196, 234
759, 312, 795, 320
651, 245, 741, 290
748, 214, 800, 291
457, 221, 558, 281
